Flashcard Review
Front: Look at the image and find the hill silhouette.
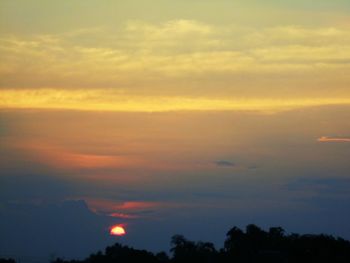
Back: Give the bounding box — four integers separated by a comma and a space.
2, 224, 350, 263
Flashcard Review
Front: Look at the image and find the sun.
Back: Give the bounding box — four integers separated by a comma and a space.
110, 225, 126, 236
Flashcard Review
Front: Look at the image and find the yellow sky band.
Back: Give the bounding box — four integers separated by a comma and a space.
1, 89, 350, 113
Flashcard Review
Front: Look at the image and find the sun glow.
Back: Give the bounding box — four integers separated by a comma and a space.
110, 225, 126, 236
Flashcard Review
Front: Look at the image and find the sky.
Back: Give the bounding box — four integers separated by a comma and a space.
1, 0, 350, 262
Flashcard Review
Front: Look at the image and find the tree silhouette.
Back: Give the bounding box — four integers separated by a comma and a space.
0, 259, 16, 263
4, 224, 349, 263
170, 234, 218, 263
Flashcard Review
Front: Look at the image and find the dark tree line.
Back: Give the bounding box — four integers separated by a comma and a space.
2, 224, 350, 263
0, 259, 16, 263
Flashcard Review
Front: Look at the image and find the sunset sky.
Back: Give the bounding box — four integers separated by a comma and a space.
1, 1, 350, 261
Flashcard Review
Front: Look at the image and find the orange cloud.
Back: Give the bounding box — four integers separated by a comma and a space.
83, 198, 163, 219
10, 140, 157, 171
109, 213, 140, 219
8, 138, 195, 177
116, 201, 161, 210
53, 152, 135, 169
20, 142, 142, 169
318, 136, 350, 142
85, 198, 161, 212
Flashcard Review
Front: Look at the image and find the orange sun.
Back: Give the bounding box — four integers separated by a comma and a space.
110, 225, 126, 236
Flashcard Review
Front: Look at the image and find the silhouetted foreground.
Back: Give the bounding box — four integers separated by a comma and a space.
2, 224, 350, 263
0, 259, 16, 263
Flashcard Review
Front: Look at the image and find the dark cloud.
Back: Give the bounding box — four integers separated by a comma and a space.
0, 200, 117, 262
215, 160, 235, 167
0, 174, 124, 259
0, 174, 72, 203
284, 177, 350, 234
286, 177, 350, 196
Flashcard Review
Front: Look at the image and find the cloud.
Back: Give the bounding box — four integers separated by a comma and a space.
215, 160, 235, 167
1, 21, 350, 101
109, 212, 140, 219
1, 88, 350, 112
0, 200, 116, 260
4, 139, 179, 174
0, 174, 71, 203
286, 177, 350, 198
125, 19, 213, 38
318, 136, 350, 142
83, 198, 163, 217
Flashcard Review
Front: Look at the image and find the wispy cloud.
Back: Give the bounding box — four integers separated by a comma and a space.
318, 136, 350, 143
9, 139, 182, 174
109, 213, 140, 219
83, 198, 163, 219
215, 160, 235, 167
1, 21, 350, 101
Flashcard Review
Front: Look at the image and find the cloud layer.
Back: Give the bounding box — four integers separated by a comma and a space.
1, 20, 350, 112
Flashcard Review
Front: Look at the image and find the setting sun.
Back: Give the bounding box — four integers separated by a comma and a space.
110, 225, 126, 236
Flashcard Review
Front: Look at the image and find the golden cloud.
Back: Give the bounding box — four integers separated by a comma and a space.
1, 21, 350, 101
318, 136, 350, 143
